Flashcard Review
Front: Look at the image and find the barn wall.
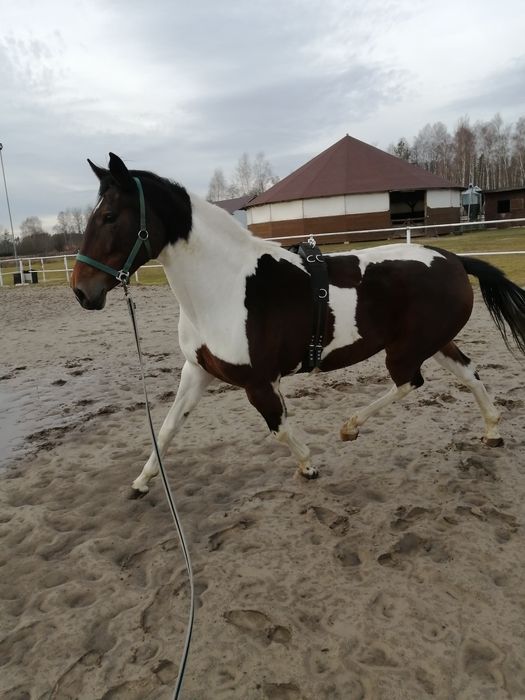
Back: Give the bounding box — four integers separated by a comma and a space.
303, 196, 346, 218
484, 189, 525, 225
247, 192, 389, 225
427, 189, 461, 208
345, 192, 389, 214
247, 191, 462, 242
248, 211, 391, 243
425, 206, 461, 232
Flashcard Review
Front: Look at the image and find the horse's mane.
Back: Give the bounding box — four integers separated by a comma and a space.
99, 169, 192, 245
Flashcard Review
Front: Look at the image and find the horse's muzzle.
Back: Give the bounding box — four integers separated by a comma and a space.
73, 286, 107, 310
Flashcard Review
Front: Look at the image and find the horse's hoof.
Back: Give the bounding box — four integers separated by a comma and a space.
300, 465, 319, 480
340, 427, 358, 442
481, 436, 504, 448
128, 487, 148, 499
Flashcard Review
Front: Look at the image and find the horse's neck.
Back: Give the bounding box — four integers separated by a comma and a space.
158, 194, 267, 321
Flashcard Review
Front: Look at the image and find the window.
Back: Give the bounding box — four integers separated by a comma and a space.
497, 199, 511, 214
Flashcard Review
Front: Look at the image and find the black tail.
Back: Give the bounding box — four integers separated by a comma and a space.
461, 256, 525, 354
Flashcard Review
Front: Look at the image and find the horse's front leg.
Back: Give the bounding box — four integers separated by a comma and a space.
131, 360, 214, 497
246, 381, 317, 479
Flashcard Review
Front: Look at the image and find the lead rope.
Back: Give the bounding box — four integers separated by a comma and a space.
124, 285, 194, 700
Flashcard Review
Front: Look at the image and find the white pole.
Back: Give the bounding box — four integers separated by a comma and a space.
406, 227, 411, 244
19, 257, 24, 285
41, 257, 46, 283
0, 263, 3, 286
0, 143, 18, 259
64, 255, 70, 283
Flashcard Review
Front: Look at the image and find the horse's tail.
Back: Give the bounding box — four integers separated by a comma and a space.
461, 256, 525, 354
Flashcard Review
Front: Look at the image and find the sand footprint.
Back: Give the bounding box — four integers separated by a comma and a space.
378, 531, 450, 569
461, 637, 507, 687
207, 517, 256, 552
390, 505, 435, 531
224, 609, 291, 646
263, 682, 302, 700
309, 506, 349, 536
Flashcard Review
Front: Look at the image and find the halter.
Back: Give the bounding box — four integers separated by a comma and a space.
76, 176, 152, 285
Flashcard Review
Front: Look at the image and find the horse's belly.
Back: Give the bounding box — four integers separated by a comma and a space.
178, 311, 250, 367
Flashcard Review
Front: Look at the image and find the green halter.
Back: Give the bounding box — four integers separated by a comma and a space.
76, 176, 152, 284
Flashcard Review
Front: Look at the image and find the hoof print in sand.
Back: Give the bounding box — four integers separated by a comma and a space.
461, 638, 506, 686
378, 532, 450, 568
224, 609, 291, 646
208, 517, 256, 552
263, 682, 301, 699
391, 505, 434, 531
310, 506, 349, 536
333, 540, 361, 567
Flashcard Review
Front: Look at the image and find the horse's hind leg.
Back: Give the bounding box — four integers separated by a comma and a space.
131, 361, 214, 496
340, 376, 420, 441
433, 342, 502, 446
245, 381, 316, 478
341, 345, 425, 441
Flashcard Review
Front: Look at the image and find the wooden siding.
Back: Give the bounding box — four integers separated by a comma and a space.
424, 206, 461, 234
249, 211, 391, 244
484, 190, 525, 226
248, 209, 461, 244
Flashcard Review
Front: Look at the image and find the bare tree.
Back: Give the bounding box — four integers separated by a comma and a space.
207, 152, 279, 200
207, 168, 229, 201
388, 138, 411, 161
232, 153, 253, 196
20, 216, 46, 238
396, 113, 525, 188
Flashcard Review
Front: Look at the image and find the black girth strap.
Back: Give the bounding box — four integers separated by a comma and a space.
290, 241, 330, 372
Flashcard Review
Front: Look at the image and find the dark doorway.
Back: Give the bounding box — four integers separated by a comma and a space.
389, 190, 425, 225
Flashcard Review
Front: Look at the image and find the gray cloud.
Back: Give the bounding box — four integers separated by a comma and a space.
447, 56, 525, 115
0, 1, 524, 232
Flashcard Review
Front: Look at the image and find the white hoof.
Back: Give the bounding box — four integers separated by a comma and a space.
299, 462, 319, 480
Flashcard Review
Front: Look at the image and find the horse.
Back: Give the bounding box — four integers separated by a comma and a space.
71, 153, 525, 498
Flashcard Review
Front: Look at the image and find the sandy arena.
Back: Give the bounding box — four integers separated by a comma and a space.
1, 283, 524, 699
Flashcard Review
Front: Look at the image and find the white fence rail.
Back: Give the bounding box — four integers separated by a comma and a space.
1, 217, 524, 287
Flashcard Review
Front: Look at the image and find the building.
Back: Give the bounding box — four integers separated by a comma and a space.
484, 187, 525, 225
246, 135, 463, 243
213, 194, 254, 228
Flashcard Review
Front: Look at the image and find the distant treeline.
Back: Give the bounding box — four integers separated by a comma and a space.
389, 114, 525, 190
0, 206, 91, 257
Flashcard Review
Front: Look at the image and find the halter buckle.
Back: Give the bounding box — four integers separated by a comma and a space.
138, 229, 149, 240
116, 269, 130, 285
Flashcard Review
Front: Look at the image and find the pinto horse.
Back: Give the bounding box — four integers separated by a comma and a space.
71, 153, 525, 497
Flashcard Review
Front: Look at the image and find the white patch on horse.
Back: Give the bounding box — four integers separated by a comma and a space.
158, 193, 307, 366
328, 243, 445, 276
322, 286, 361, 358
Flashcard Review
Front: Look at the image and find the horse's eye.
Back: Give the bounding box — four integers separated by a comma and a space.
103, 212, 116, 224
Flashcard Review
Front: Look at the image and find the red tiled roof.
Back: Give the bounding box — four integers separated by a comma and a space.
213, 194, 254, 214
249, 135, 461, 206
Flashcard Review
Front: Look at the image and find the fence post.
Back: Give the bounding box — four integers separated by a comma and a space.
64, 255, 70, 283
406, 227, 411, 244
0, 263, 3, 286
19, 257, 25, 285
41, 257, 46, 283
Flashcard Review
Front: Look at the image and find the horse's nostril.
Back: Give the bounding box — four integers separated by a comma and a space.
74, 287, 86, 305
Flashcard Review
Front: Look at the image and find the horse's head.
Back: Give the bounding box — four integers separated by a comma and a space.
71, 153, 192, 310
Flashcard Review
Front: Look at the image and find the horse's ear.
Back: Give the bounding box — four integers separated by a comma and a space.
108, 152, 134, 188
87, 159, 108, 181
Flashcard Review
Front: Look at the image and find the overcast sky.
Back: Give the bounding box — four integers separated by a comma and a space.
1, 0, 524, 233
